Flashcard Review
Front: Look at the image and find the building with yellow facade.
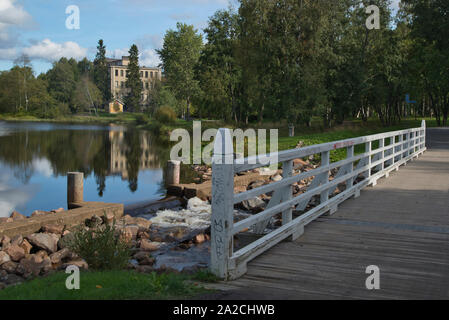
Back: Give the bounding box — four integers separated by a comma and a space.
107, 56, 162, 109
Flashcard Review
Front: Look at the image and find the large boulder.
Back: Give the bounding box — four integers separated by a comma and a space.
1, 235, 10, 248
10, 211, 27, 221
19, 239, 33, 255
41, 224, 65, 235
27, 233, 60, 253
49, 248, 71, 264
133, 251, 155, 266
0, 251, 10, 265
1, 261, 18, 274
4, 244, 25, 262
139, 239, 161, 252
18, 254, 52, 277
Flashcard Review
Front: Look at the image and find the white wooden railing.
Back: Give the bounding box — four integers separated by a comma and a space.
210, 120, 427, 280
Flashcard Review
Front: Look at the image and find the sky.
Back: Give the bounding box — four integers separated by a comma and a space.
0, 0, 235, 75
0, 0, 399, 75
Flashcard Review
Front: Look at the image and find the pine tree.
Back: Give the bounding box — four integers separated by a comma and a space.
93, 39, 111, 104
125, 44, 142, 112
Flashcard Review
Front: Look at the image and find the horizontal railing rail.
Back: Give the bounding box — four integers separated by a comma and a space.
210, 120, 427, 280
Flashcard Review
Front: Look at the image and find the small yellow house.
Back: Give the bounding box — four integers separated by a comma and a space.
108, 99, 124, 114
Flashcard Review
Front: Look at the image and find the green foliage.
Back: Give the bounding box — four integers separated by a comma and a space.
93, 39, 111, 104
154, 105, 177, 124
157, 23, 203, 119
67, 219, 131, 270
125, 44, 142, 112
0, 270, 205, 300
135, 113, 150, 125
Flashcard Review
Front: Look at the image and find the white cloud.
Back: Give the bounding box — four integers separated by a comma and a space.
22, 38, 88, 62
0, 0, 34, 50
32, 158, 53, 178
0, 46, 16, 59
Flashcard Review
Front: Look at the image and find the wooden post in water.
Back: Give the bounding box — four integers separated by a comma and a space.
67, 172, 83, 209
166, 160, 181, 185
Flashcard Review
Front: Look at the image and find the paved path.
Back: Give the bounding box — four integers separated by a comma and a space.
202, 128, 449, 300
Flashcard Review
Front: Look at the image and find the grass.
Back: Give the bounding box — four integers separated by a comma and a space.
0, 270, 209, 300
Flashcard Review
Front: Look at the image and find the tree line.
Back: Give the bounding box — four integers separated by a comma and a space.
156, 0, 448, 126
0, 0, 447, 126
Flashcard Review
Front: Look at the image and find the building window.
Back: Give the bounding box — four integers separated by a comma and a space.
150, 71, 153, 78
145, 82, 149, 89
120, 70, 124, 77
121, 81, 124, 88
145, 71, 148, 78
140, 71, 143, 77
115, 81, 119, 88
126, 71, 128, 77
115, 70, 118, 76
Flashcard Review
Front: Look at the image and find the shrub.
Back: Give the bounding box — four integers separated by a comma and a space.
154, 105, 176, 124
135, 113, 150, 125
67, 218, 131, 270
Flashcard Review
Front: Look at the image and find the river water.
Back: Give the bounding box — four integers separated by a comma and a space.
0, 121, 171, 217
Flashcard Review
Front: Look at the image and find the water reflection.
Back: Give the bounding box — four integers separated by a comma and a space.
0, 121, 170, 216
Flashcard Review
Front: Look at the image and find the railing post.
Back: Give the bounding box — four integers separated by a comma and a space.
346, 145, 354, 189
320, 151, 330, 203
210, 128, 234, 280
421, 120, 426, 151
364, 141, 372, 178
376, 138, 384, 172
282, 160, 293, 225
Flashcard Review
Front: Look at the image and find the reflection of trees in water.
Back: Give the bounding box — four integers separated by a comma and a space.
0, 126, 169, 196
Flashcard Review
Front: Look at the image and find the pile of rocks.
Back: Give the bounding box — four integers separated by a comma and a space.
191, 165, 212, 183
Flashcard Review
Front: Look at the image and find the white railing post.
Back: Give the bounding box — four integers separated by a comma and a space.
282, 160, 293, 225
210, 128, 234, 279
320, 151, 330, 203
376, 138, 384, 172
364, 142, 372, 178
421, 120, 426, 151
346, 145, 354, 189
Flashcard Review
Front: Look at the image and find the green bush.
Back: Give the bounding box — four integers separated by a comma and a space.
135, 113, 150, 125
154, 105, 176, 123
67, 219, 131, 270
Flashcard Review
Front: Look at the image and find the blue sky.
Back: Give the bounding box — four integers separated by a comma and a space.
0, 0, 399, 75
0, 0, 234, 74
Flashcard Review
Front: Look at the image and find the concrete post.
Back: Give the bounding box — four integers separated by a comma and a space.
288, 124, 295, 137
67, 172, 83, 209
166, 160, 181, 185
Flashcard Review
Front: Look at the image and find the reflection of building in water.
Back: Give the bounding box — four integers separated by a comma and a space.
109, 130, 160, 179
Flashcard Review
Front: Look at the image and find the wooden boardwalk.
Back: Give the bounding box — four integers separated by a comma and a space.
204, 128, 449, 300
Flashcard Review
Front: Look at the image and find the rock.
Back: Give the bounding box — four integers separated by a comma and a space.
58, 232, 74, 250
194, 234, 206, 244
122, 215, 135, 225
42, 224, 65, 234
139, 239, 161, 252
1, 261, 18, 274
271, 174, 283, 182
31, 210, 52, 217
0, 251, 11, 265
1, 235, 11, 248
133, 251, 155, 266
49, 248, 71, 264
124, 225, 139, 239
101, 212, 115, 224
135, 265, 154, 273
62, 259, 88, 270
234, 186, 247, 194
85, 215, 103, 228
134, 217, 152, 230
248, 180, 266, 189
51, 208, 64, 213
0, 273, 23, 286
27, 233, 59, 253
20, 239, 33, 254
10, 235, 23, 246
4, 244, 25, 262
19, 254, 51, 277
10, 211, 26, 220
138, 231, 150, 240
241, 197, 266, 213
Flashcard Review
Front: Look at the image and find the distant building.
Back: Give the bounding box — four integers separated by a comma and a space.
108, 99, 124, 114
107, 56, 162, 109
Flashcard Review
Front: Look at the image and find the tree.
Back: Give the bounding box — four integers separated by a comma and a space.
125, 44, 142, 112
93, 39, 111, 104
13, 54, 33, 112
157, 23, 203, 119
72, 77, 103, 114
